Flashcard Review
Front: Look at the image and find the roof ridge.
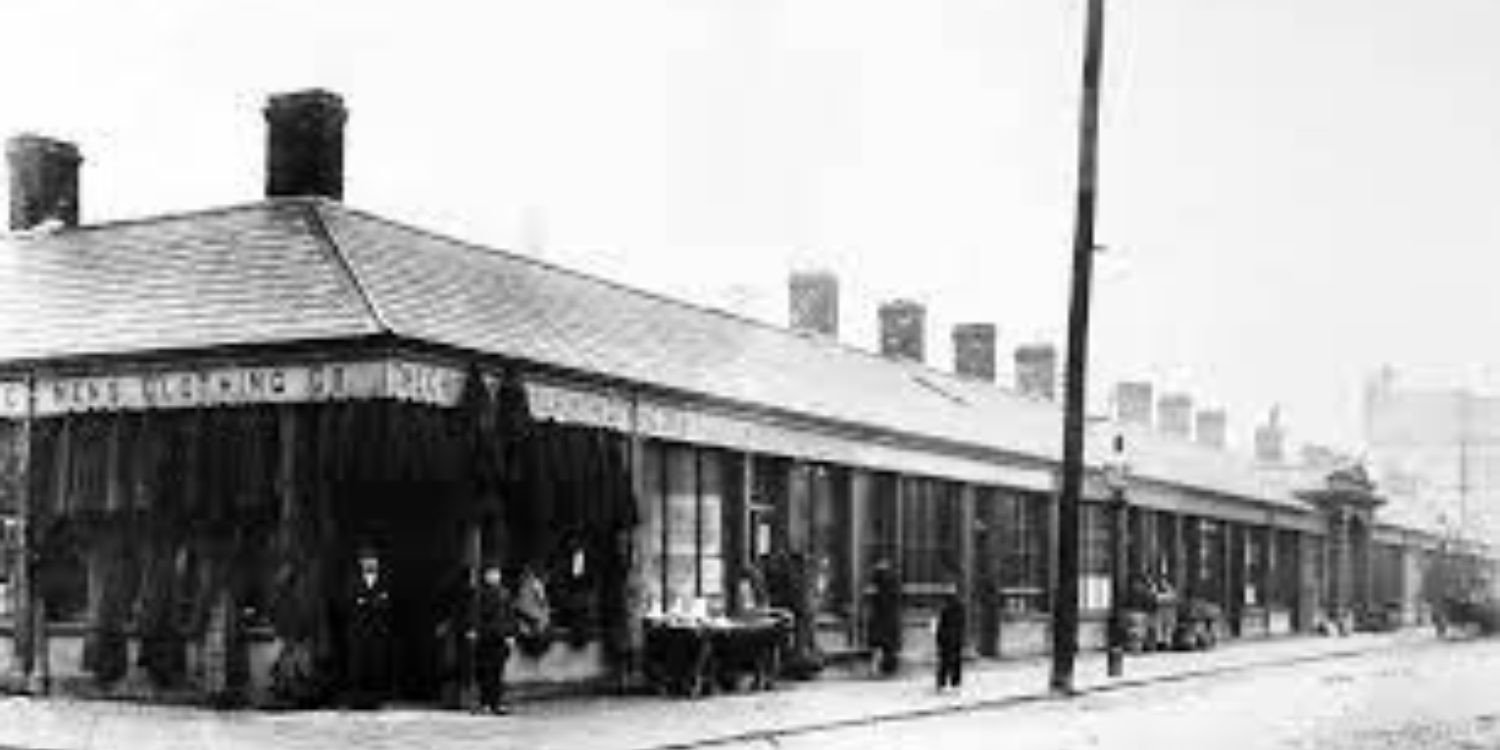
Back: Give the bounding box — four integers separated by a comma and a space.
300, 201, 391, 335
0, 197, 324, 238
320, 202, 1055, 410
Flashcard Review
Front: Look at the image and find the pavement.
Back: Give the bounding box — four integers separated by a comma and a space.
0, 630, 1441, 750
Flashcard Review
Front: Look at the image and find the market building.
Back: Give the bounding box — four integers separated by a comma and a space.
0, 90, 1486, 706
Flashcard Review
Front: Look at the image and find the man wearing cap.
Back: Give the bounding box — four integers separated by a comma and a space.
471, 563, 516, 714
347, 547, 393, 708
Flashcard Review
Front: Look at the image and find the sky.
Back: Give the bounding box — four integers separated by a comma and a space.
4, 0, 1499, 456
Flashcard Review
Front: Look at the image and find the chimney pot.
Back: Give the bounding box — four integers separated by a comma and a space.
7, 134, 81, 231
952, 323, 997, 381
264, 89, 347, 200
878, 300, 926, 361
1013, 343, 1058, 399
789, 270, 839, 337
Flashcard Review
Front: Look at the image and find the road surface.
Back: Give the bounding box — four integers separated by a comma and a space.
727, 638, 1500, 750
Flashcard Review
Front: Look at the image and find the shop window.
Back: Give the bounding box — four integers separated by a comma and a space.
1244, 528, 1264, 607
1080, 504, 1112, 612
861, 473, 899, 576
1194, 520, 1223, 603
0, 515, 17, 620
1273, 529, 1300, 609
806, 465, 850, 614
996, 491, 1048, 613
899, 477, 961, 590
644, 441, 725, 615
639, 443, 664, 612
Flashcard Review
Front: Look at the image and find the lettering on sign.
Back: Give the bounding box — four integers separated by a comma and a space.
0, 382, 29, 419
385, 361, 465, 406
15, 358, 471, 416
526, 382, 630, 430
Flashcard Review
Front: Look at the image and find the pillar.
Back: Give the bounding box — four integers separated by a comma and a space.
11, 383, 35, 686
959, 484, 977, 649
848, 469, 869, 646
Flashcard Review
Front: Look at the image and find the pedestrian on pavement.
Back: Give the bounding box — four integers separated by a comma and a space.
867, 560, 903, 676
472, 563, 516, 714
934, 588, 966, 691
346, 545, 394, 709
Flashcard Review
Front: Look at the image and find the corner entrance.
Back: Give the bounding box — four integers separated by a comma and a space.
337, 479, 471, 702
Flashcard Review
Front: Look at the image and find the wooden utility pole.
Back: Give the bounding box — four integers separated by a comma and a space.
1050, 0, 1107, 695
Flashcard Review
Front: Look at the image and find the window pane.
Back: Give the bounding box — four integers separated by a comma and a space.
639, 442, 664, 612
665, 445, 698, 607
698, 451, 723, 601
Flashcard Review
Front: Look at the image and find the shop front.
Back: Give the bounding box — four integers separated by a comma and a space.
0, 355, 638, 705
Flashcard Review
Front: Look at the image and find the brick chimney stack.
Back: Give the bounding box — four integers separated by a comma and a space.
264, 89, 347, 200
1255, 408, 1287, 463
952, 323, 997, 382
789, 270, 839, 337
7, 134, 81, 231
1114, 381, 1154, 427
1195, 408, 1228, 449
1014, 344, 1058, 400
878, 300, 926, 362
1158, 392, 1194, 439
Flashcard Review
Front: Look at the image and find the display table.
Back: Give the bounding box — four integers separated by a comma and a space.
642, 610, 792, 698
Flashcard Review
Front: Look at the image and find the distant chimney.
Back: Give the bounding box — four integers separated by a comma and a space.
7, 134, 81, 231
1114, 381, 1154, 427
1255, 408, 1286, 463
1195, 408, 1228, 449
952, 323, 997, 381
1158, 392, 1194, 438
878, 300, 926, 361
1013, 344, 1058, 400
789, 271, 839, 337
264, 89, 347, 200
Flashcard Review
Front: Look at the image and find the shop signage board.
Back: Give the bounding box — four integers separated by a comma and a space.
0, 359, 465, 417
1, 358, 1057, 493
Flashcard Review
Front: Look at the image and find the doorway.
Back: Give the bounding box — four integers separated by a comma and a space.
338, 479, 469, 702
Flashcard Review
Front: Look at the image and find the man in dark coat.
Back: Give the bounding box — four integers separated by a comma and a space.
472, 563, 516, 714
346, 548, 393, 708
867, 560, 903, 675
935, 589, 967, 690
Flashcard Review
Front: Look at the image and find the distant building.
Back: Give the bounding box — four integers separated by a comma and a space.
1364, 369, 1500, 545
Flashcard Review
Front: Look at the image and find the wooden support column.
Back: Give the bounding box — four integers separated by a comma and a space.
892, 474, 906, 585
1171, 514, 1188, 597
848, 469, 869, 647
626, 397, 647, 655
1220, 521, 1234, 620
1264, 523, 1278, 632
959, 483, 977, 648
12, 376, 35, 686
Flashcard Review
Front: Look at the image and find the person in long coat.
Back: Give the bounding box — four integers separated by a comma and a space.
346, 548, 394, 708
472, 564, 517, 714
867, 560, 903, 675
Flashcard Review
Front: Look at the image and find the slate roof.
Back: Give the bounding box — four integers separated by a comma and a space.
0, 197, 1317, 510
0, 201, 377, 361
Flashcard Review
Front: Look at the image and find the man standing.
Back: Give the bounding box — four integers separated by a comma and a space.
934, 588, 967, 691
347, 546, 393, 708
472, 563, 515, 714
867, 560, 902, 675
